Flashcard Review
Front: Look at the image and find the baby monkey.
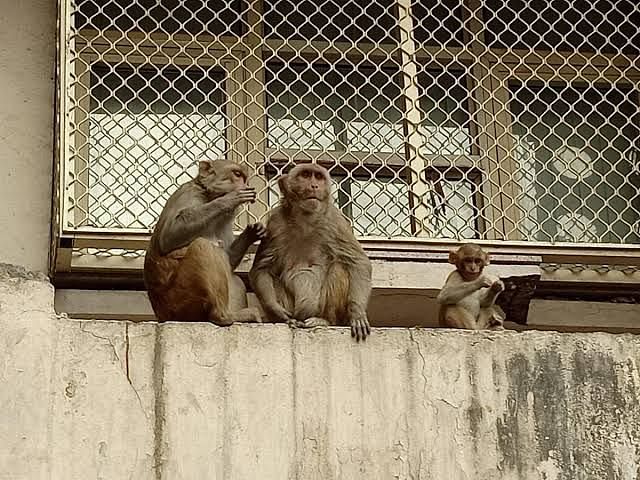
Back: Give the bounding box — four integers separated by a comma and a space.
437, 243, 505, 330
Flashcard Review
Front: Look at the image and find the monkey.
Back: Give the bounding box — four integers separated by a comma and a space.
248, 163, 372, 341
437, 243, 506, 330
144, 158, 265, 325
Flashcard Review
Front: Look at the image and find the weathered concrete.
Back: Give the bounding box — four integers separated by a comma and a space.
0, 0, 55, 272
0, 264, 155, 479
3, 265, 640, 479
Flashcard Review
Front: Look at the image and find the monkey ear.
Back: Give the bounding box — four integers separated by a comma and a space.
198, 160, 215, 177
448, 251, 458, 265
277, 174, 289, 196
484, 253, 491, 266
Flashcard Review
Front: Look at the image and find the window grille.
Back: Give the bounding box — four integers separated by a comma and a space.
56, 0, 640, 271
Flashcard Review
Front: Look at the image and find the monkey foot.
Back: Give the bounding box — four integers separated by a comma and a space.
231, 307, 263, 324
214, 307, 262, 326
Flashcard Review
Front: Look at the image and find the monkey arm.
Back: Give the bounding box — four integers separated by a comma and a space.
227, 231, 253, 270
480, 281, 504, 308
437, 275, 484, 305
250, 269, 278, 305
158, 195, 235, 256
343, 256, 372, 341
346, 258, 372, 315
333, 212, 371, 312
250, 268, 291, 322
249, 239, 291, 322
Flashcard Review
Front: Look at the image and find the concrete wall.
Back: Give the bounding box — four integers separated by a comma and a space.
0, 0, 55, 272
3, 265, 640, 480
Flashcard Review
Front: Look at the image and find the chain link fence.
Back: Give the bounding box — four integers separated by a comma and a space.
59, 0, 640, 260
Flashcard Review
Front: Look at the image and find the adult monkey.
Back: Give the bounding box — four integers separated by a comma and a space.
144, 159, 264, 325
249, 163, 372, 341
437, 243, 505, 330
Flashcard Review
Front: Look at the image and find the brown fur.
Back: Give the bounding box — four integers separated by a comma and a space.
437, 243, 505, 330
144, 159, 263, 325
145, 238, 234, 324
249, 164, 371, 341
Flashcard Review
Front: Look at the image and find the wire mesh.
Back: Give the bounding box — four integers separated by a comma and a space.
61, 0, 640, 249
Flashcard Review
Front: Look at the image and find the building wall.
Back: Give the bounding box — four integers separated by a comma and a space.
0, 0, 55, 272
1, 4, 640, 478
2, 265, 639, 480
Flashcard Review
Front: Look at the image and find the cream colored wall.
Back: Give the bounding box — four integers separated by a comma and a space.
3, 266, 640, 480
0, 0, 55, 272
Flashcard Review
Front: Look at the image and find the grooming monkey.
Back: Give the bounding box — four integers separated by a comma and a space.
249, 163, 372, 341
144, 159, 264, 325
437, 243, 505, 330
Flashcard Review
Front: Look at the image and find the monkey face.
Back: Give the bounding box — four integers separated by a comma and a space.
279, 164, 331, 213
459, 256, 485, 280
197, 159, 248, 198
449, 244, 489, 281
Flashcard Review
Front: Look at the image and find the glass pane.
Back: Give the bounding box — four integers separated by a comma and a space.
74, 0, 246, 36
484, 0, 640, 55
511, 82, 640, 243
417, 69, 472, 155
88, 64, 227, 229
412, 0, 465, 47
338, 177, 412, 237
266, 62, 404, 153
264, 0, 399, 44
422, 179, 477, 239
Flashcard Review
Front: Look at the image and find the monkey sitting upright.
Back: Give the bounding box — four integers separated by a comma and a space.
249, 163, 372, 341
437, 243, 505, 330
144, 159, 264, 325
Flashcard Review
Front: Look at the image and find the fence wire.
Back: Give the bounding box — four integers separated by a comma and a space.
61, 0, 640, 248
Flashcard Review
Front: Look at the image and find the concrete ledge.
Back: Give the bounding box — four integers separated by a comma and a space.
55, 259, 542, 326
56, 289, 640, 332
3, 265, 640, 479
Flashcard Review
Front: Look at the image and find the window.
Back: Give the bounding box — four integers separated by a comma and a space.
266, 61, 404, 153
87, 63, 227, 230
511, 82, 640, 243
415, 68, 480, 239
417, 68, 473, 156
338, 175, 412, 236
58, 0, 640, 276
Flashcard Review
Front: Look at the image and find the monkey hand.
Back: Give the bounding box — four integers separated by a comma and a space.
489, 279, 505, 293
264, 302, 292, 323
223, 187, 257, 207
350, 312, 371, 342
243, 222, 267, 243
478, 275, 495, 288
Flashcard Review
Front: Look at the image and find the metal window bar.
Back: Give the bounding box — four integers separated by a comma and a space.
55, 0, 640, 272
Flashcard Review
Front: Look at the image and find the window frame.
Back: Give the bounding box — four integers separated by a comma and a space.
53, 0, 640, 278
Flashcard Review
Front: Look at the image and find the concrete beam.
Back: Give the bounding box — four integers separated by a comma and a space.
5, 265, 640, 479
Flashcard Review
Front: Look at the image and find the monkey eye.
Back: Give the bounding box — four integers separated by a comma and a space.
314, 172, 324, 181
232, 170, 243, 178
301, 170, 312, 179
